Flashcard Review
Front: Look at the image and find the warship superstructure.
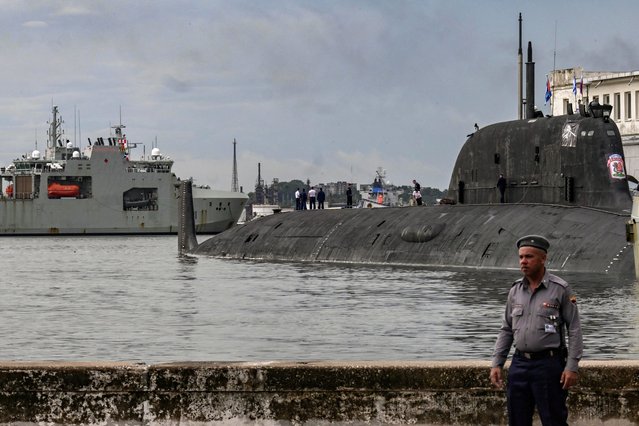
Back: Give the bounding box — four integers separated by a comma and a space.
0, 106, 247, 235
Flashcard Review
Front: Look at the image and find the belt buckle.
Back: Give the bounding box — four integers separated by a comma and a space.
523, 352, 532, 359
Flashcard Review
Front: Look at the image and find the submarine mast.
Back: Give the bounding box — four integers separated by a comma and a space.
518, 13, 523, 120
525, 41, 535, 119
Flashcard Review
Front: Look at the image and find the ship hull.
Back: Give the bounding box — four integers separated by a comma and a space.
191, 205, 633, 275
0, 188, 246, 235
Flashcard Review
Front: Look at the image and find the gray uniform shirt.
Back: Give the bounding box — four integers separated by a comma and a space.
491, 270, 583, 372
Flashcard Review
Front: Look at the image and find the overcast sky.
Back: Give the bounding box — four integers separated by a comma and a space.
1, 1, 637, 192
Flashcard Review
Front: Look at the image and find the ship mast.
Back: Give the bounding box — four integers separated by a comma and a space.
111, 106, 127, 154
47, 105, 64, 154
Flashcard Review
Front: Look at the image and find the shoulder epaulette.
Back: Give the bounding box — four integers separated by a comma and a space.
546, 273, 568, 288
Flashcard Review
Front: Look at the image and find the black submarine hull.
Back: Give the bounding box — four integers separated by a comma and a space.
185, 202, 632, 275
178, 34, 635, 275
179, 106, 634, 276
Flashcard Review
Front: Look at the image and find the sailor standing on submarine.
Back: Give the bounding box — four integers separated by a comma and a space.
490, 235, 583, 426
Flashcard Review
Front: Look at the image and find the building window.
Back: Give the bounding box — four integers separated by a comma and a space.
563, 99, 569, 115
636, 91, 639, 120
626, 92, 632, 119
603, 94, 610, 105
614, 93, 621, 120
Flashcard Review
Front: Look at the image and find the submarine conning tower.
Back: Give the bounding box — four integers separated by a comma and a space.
448, 109, 631, 213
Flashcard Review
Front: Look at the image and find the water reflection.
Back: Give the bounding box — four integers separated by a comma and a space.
0, 236, 637, 362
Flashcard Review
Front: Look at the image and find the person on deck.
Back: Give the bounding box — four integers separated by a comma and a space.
317, 187, 326, 209
308, 187, 317, 209
497, 174, 507, 203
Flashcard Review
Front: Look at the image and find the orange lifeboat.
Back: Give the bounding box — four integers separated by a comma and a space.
48, 182, 80, 198
5, 184, 13, 197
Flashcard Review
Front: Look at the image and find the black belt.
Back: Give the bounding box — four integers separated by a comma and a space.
514, 348, 560, 360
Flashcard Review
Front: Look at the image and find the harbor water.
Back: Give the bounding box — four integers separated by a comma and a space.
1, 236, 638, 362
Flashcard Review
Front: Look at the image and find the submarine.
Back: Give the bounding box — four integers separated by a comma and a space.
178, 42, 635, 276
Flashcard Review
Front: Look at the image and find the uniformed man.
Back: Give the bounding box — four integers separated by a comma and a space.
490, 235, 583, 426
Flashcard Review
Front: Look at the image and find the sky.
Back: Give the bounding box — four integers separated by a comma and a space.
0, 1, 637, 192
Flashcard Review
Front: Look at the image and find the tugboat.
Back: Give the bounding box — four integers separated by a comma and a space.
357, 167, 402, 208
0, 105, 247, 235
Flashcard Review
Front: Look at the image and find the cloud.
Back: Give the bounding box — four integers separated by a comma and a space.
0, 1, 638, 193
22, 20, 47, 28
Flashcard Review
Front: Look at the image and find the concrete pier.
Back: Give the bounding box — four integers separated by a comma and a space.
0, 360, 637, 425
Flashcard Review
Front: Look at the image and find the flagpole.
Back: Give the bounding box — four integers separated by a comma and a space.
551, 20, 557, 114
572, 74, 577, 111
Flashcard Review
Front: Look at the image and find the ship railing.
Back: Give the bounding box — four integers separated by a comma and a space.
14, 192, 35, 200
127, 165, 172, 174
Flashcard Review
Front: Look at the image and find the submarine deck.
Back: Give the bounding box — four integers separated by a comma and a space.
192, 203, 633, 276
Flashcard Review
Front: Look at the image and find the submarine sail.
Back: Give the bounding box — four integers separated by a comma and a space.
448, 112, 630, 212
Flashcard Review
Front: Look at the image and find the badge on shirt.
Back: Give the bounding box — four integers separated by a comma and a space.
545, 324, 557, 333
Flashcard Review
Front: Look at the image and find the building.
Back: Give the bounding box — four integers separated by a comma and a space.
549, 67, 639, 178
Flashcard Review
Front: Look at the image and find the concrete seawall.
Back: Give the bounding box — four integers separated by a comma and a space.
0, 360, 637, 425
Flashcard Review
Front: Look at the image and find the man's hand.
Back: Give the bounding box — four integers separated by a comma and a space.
560, 370, 578, 390
490, 367, 504, 389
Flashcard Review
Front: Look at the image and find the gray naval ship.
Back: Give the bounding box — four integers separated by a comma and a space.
0, 106, 247, 235
178, 43, 635, 275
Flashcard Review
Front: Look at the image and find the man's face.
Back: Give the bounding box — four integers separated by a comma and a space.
518, 246, 546, 277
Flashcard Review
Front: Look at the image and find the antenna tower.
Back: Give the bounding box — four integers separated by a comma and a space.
231, 139, 239, 192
